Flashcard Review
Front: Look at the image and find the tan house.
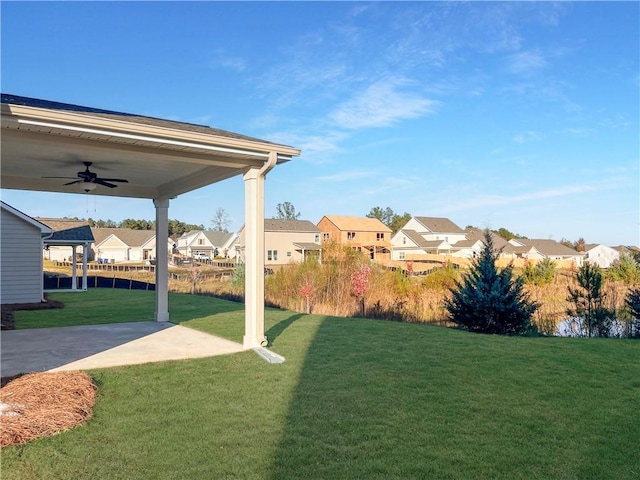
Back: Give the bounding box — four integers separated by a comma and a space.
237, 219, 321, 266
502, 238, 584, 266
317, 215, 392, 261
91, 228, 174, 263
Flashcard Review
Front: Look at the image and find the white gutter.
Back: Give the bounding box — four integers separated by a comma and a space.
16, 119, 294, 162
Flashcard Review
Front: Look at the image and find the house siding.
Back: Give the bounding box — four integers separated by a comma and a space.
1, 209, 44, 304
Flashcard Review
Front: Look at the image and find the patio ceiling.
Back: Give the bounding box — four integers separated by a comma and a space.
1, 94, 300, 200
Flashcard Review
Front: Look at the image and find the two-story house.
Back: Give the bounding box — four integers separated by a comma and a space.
317, 215, 392, 261
176, 230, 238, 260
391, 216, 467, 260
236, 219, 321, 266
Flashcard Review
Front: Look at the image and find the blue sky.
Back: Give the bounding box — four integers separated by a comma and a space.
1, 1, 638, 246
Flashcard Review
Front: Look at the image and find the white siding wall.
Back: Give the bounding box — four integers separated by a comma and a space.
586, 245, 619, 268
1, 210, 44, 304
44, 245, 74, 261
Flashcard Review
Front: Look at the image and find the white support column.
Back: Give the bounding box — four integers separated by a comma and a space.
71, 245, 78, 290
81, 243, 88, 291
243, 152, 277, 348
154, 198, 170, 322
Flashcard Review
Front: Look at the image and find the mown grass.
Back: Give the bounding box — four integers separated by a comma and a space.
2, 291, 639, 479
13, 290, 241, 329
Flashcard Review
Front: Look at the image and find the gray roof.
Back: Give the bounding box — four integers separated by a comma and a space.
2, 94, 281, 146
513, 239, 582, 257
203, 231, 236, 246
402, 230, 449, 249
293, 242, 322, 251
91, 228, 156, 247
265, 219, 320, 233
464, 227, 509, 250
403, 230, 431, 248
414, 217, 464, 234
36, 218, 94, 243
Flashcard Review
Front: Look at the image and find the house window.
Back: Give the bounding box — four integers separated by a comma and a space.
399, 252, 405, 260
198, 239, 204, 245
323, 233, 330, 241
403, 237, 406, 245
287, 251, 291, 257
268, 250, 278, 261
377, 232, 385, 241
315, 234, 320, 242
347, 232, 356, 240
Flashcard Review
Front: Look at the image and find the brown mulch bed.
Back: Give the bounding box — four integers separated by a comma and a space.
0, 371, 97, 448
1, 298, 65, 330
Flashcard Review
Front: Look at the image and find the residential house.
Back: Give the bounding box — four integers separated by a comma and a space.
317, 215, 392, 261
176, 230, 238, 260
583, 244, 620, 268
38, 217, 95, 291
391, 216, 467, 260
91, 228, 174, 263
1, 202, 52, 304
502, 238, 584, 266
237, 219, 321, 266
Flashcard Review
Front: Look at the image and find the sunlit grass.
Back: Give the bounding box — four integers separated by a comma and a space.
3, 291, 638, 479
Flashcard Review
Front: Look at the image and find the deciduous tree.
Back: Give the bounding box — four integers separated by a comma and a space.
211, 207, 231, 232
274, 202, 300, 220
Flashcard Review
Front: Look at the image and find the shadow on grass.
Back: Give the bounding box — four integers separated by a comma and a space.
266, 313, 304, 346
265, 316, 640, 480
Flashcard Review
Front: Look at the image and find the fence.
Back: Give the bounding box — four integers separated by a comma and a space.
44, 275, 155, 291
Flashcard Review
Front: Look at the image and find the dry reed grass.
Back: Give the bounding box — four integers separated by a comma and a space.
46, 256, 635, 334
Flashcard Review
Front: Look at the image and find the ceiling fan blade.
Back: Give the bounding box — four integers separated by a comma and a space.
42, 176, 78, 179
63, 179, 83, 186
98, 178, 129, 183
94, 179, 118, 188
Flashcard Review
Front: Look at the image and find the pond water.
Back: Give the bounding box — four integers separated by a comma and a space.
555, 317, 637, 338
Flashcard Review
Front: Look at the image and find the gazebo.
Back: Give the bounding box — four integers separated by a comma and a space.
0, 94, 301, 348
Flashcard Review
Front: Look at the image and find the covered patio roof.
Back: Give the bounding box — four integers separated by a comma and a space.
1, 93, 301, 349
1, 94, 299, 198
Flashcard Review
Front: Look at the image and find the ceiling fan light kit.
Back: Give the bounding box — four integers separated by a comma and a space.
43, 161, 129, 191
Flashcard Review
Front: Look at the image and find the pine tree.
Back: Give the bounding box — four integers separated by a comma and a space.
566, 263, 613, 337
445, 230, 538, 335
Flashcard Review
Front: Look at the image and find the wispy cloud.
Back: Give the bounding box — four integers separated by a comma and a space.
209, 49, 246, 72
513, 130, 541, 144
445, 184, 599, 212
330, 78, 438, 129
508, 50, 548, 76
316, 170, 377, 182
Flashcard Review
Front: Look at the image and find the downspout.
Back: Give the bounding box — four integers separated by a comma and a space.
41, 230, 54, 301
243, 151, 278, 349
255, 151, 277, 347
259, 151, 278, 177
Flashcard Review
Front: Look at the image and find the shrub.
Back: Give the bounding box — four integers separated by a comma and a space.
521, 258, 557, 286
445, 231, 538, 335
608, 254, 640, 284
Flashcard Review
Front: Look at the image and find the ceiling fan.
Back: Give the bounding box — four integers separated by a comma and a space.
44, 161, 129, 190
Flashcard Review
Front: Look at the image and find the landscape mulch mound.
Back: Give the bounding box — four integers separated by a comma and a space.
0, 371, 97, 448
1, 298, 65, 330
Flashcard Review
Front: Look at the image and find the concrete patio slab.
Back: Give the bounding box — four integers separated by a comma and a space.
1, 322, 246, 378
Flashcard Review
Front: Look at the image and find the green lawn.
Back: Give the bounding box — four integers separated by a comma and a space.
2, 290, 639, 479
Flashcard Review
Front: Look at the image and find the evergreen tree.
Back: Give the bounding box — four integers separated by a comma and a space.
567, 263, 613, 337
445, 230, 538, 335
